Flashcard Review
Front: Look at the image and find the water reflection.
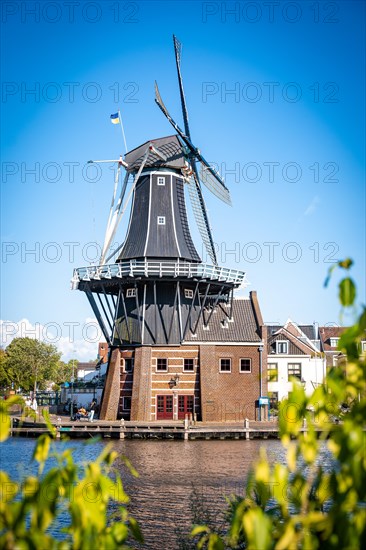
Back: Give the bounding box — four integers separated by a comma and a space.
4, 437, 323, 549
112, 439, 286, 548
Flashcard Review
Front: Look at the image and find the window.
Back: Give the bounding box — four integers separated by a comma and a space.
269, 392, 278, 410
276, 340, 288, 354
157, 176, 165, 186
123, 396, 131, 410
184, 289, 194, 299
239, 358, 251, 373
126, 288, 136, 298
124, 358, 133, 372
330, 337, 339, 347
184, 358, 194, 371
361, 341, 366, 352
288, 363, 301, 380
220, 358, 231, 372
157, 358, 168, 371
157, 216, 165, 225
267, 363, 278, 382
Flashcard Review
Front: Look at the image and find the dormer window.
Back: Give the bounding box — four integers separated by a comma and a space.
330, 337, 339, 347
276, 340, 288, 354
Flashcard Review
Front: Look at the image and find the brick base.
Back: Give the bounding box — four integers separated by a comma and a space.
99, 348, 121, 421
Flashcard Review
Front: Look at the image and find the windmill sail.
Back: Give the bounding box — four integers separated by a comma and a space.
155, 82, 189, 142
187, 176, 217, 265
155, 82, 231, 206
173, 35, 191, 139
199, 163, 232, 205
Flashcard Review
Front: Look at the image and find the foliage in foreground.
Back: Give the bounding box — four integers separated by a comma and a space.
0, 405, 142, 549
192, 259, 366, 549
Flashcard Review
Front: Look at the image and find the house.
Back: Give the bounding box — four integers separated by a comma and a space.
318, 326, 347, 370
266, 320, 325, 407
319, 326, 366, 369
76, 361, 98, 379
101, 291, 267, 422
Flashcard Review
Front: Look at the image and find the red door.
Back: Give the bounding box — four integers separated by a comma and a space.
178, 395, 194, 419
156, 395, 173, 419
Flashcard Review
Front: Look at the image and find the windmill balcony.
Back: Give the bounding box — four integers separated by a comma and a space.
71, 259, 246, 289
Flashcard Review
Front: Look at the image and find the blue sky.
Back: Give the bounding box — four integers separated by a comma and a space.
1, 1, 365, 360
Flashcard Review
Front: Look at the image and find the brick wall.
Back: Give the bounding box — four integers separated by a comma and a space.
150, 346, 200, 420
130, 347, 152, 420
200, 344, 265, 421
99, 348, 121, 421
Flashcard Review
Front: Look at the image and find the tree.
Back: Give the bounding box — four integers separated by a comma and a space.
52, 360, 74, 389
0, 349, 11, 391
5, 338, 61, 394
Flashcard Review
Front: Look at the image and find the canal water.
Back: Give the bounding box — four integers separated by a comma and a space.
1, 437, 329, 549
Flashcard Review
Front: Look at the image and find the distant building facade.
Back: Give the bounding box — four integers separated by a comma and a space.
266, 320, 325, 406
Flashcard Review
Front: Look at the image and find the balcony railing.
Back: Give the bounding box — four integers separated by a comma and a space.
71, 260, 246, 289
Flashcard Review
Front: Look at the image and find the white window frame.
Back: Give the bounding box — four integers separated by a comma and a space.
361, 341, 366, 352
288, 363, 302, 381
157, 176, 165, 186
239, 358, 251, 373
123, 358, 133, 373
184, 289, 194, 299
156, 358, 168, 371
157, 216, 166, 225
183, 358, 195, 372
276, 340, 288, 354
267, 362, 278, 382
219, 358, 231, 373
330, 337, 340, 347
126, 288, 136, 298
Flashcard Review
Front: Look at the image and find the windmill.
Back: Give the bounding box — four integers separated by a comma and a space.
72, 36, 245, 349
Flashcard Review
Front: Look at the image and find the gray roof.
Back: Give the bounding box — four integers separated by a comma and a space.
185, 298, 261, 343
125, 135, 186, 171
266, 324, 315, 339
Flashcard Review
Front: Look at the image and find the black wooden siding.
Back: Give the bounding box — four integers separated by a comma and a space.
119, 175, 150, 259
113, 281, 201, 346
118, 171, 200, 262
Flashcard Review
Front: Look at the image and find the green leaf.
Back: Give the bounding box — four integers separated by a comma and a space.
32, 434, 51, 473
243, 509, 272, 550
128, 516, 143, 543
0, 407, 11, 442
207, 533, 225, 550
191, 525, 210, 536
339, 277, 356, 307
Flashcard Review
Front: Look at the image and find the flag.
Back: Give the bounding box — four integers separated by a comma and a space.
110, 112, 120, 124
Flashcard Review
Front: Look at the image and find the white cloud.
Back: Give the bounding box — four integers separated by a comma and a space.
0, 318, 103, 362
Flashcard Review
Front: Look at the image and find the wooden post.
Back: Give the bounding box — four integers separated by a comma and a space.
184, 417, 189, 440
244, 418, 250, 440
120, 418, 125, 439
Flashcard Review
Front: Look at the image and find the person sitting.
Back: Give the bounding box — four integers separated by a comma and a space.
75, 407, 88, 421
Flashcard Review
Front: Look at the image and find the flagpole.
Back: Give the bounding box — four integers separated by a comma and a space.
118, 109, 128, 154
